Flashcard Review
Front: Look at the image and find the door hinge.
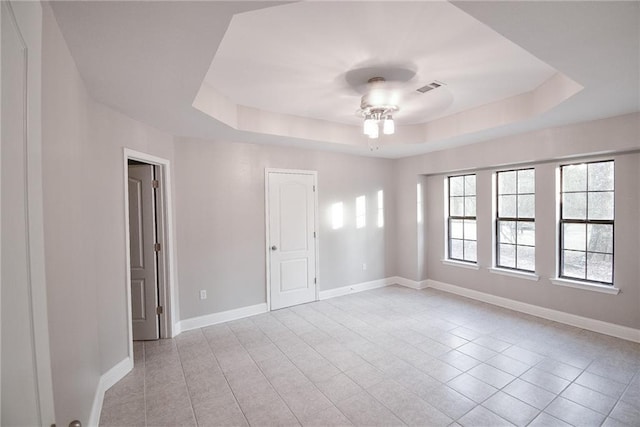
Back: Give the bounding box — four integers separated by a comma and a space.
152, 179, 159, 188
313, 185, 316, 192
313, 231, 316, 238
314, 278, 317, 284
156, 306, 163, 315
154, 243, 161, 252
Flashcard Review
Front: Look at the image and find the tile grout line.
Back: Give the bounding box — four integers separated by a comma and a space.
286, 305, 417, 426
199, 326, 253, 427
142, 342, 147, 427
308, 296, 458, 424
247, 310, 358, 425
601, 368, 638, 424
174, 330, 213, 427
227, 315, 308, 426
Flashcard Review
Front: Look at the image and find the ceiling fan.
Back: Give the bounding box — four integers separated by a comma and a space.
342, 65, 447, 149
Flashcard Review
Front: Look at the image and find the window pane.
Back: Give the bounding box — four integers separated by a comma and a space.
562, 164, 587, 192
587, 224, 613, 254
517, 222, 535, 246
518, 194, 535, 218
464, 240, 477, 262
563, 250, 586, 279
450, 197, 464, 216
450, 176, 464, 196
587, 253, 613, 283
464, 175, 476, 196
588, 191, 614, 220
499, 244, 516, 268
560, 161, 614, 285
464, 196, 476, 217
450, 219, 463, 239
464, 220, 476, 241
517, 169, 535, 194
588, 161, 614, 191
498, 171, 516, 194
499, 195, 516, 217
517, 246, 535, 271
562, 192, 586, 220
499, 220, 516, 244
563, 223, 586, 251
450, 239, 463, 260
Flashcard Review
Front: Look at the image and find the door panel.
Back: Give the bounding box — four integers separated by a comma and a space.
128, 179, 144, 268
280, 259, 309, 292
268, 171, 316, 310
128, 164, 159, 340
279, 182, 308, 251
130, 279, 146, 321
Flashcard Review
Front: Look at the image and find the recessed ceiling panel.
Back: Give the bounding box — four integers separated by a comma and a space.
204, 1, 557, 125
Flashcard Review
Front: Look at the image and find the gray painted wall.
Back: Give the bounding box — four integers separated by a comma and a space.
42, 5, 175, 424
395, 113, 640, 328
174, 137, 397, 320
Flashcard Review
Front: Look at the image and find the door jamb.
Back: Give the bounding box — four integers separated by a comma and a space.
264, 168, 319, 311
2, 1, 56, 424
123, 148, 177, 357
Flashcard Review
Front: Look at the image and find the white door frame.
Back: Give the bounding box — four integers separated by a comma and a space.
264, 168, 319, 311
1, 1, 55, 424
123, 148, 177, 357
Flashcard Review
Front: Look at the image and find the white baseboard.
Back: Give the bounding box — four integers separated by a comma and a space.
426, 279, 640, 343
89, 356, 133, 427
173, 321, 182, 336
177, 278, 422, 333
319, 277, 397, 300
393, 276, 429, 290
177, 303, 268, 333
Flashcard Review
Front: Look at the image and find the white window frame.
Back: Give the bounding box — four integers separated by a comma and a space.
445, 174, 477, 264
494, 168, 536, 273
555, 159, 617, 292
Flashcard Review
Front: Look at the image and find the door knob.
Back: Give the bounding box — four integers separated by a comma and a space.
271, 245, 277, 251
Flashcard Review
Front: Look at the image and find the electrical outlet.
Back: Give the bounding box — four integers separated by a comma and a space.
362, 263, 367, 270
199, 290, 207, 300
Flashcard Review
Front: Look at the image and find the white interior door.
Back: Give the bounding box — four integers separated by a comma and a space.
128, 164, 159, 340
267, 170, 317, 310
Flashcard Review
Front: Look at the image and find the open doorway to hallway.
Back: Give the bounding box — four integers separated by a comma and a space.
123, 149, 176, 353
127, 160, 162, 340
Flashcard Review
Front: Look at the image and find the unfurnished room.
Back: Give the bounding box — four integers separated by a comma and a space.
1, 1, 639, 426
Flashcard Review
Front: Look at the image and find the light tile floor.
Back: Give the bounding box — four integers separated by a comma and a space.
100, 286, 640, 426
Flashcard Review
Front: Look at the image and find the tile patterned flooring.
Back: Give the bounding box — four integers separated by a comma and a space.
100, 286, 640, 426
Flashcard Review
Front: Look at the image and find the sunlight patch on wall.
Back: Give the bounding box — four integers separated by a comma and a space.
417, 183, 423, 224
377, 190, 384, 228
356, 195, 366, 229
332, 202, 344, 229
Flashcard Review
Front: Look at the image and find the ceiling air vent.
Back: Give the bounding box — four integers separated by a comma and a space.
416, 81, 445, 93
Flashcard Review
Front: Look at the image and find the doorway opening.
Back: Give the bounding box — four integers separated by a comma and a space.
123, 149, 176, 359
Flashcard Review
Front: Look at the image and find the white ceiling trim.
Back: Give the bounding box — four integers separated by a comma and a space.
193, 72, 582, 149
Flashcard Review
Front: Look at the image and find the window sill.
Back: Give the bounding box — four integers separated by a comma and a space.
550, 278, 620, 295
441, 259, 480, 270
488, 267, 540, 282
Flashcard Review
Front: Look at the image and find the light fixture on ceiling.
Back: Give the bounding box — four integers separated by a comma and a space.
359, 77, 399, 148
